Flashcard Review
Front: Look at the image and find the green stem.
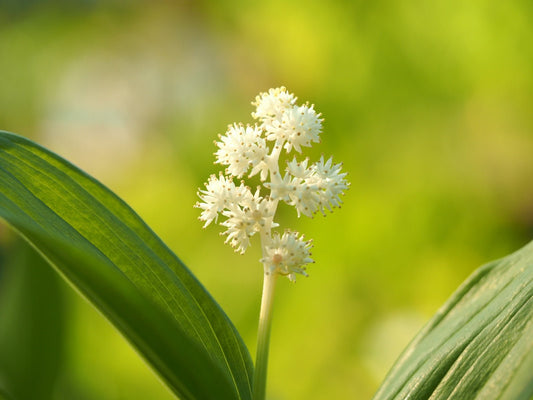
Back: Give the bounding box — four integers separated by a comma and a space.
253, 271, 278, 400
252, 141, 282, 400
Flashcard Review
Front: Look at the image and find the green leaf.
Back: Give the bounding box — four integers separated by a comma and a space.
0, 238, 65, 400
0, 389, 13, 400
373, 240, 533, 400
0, 131, 253, 400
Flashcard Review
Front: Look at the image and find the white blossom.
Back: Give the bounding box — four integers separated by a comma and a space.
220, 205, 254, 254
252, 87, 296, 121
310, 156, 349, 214
261, 231, 313, 282
265, 104, 322, 153
289, 183, 321, 218
286, 157, 311, 179
196, 87, 348, 280
240, 188, 278, 232
195, 174, 248, 227
277, 156, 349, 217
215, 124, 270, 179
264, 171, 297, 203
220, 189, 278, 254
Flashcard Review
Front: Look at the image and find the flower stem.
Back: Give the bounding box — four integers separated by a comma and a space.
253, 271, 278, 400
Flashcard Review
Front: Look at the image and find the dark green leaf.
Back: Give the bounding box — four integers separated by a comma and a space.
0, 238, 65, 400
373, 240, 533, 400
0, 131, 253, 400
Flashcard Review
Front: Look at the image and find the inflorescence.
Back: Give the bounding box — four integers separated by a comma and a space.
196, 87, 349, 281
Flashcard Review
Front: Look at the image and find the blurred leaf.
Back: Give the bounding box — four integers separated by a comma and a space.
0, 131, 253, 400
0, 389, 13, 400
0, 238, 64, 400
373, 240, 533, 400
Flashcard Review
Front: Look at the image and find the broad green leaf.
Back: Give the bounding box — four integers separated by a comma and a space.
0, 389, 13, 400
0, 131, 253, 400
373, 240, 533, 400
0, 238, 65, 400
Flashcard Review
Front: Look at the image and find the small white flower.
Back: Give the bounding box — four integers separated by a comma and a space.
265, 104, 322, 153
264, 171, 297, 203
220, 205, 254, 254
289, 183, 321, 218
279, 156, 349, 217
220, 190, 278, 254
195, 174, 248, 227
286, 157, 311, 179
252, 87, 296, 121
311, 156, 349, 214
240, 188, 279, 233
215, 124, 269, 179
261, 231, 313, 281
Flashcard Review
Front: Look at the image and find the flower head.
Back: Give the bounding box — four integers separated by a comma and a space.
312, 156, 349, 214
196, 87, 348, 280
265, 104, 322, 153
261, 231, 313, 282
215, 123, 270, 179
219, 189, 279, 253
264, 171, 297, 203
286, 157, 311, 179
252, 87, 297, 121
195, 174, 248, 227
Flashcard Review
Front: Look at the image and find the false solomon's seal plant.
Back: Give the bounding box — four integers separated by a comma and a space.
0, 87, 531, 400
196, 87, 349, 399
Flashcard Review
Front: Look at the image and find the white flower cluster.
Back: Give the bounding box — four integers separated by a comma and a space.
196, 87, 349, 281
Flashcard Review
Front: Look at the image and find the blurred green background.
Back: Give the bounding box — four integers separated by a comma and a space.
0, 0, 532, 399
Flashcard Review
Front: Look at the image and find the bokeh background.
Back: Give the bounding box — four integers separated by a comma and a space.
1, 1, 533, 399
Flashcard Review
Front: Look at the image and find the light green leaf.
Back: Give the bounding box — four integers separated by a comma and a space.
373, 240, 533, 400
0, 131, 253, 400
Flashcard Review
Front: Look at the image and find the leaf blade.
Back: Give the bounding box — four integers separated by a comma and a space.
373, 241, 533, 400
0, 131, 253, 400
0, 238, 65, 400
